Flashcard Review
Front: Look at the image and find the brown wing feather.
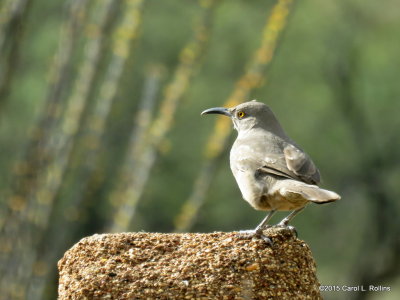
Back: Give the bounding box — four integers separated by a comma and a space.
283, 144, 320, 184
257, 151, 302, 182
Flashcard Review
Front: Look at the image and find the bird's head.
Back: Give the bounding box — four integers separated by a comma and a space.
201, 100, 286, 137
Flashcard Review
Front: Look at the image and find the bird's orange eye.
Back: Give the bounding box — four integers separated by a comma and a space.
237, 111, 245, 119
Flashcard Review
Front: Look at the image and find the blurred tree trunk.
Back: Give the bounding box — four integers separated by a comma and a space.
60, 0, 144, 212
107, 0, 221, 233
0, 0, 32, 112
0, 0, 119, 298
174, 0, 296, 232
48, 0, 143, 231
26, 1, 144, 298
0, 0, 88, 232
0, 0, 89, 296
107, 65, 162, 227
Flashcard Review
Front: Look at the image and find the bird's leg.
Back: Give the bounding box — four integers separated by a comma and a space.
274, 207, 305, 237
237, 210, 276, 245
254, 210, 276, 234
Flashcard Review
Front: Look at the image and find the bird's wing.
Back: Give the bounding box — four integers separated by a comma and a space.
255, 140, 320, 185
232, 134, 320, 185
283, 144, 320, 184
257, 152, 295, 180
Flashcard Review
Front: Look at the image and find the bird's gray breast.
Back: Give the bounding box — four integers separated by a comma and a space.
229, 131, 287, 208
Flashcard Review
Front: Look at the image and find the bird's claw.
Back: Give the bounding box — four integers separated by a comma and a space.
273, 223, 298, 237
236, 229, 273, 245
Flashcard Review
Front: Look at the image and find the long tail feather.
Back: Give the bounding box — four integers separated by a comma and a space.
279, 181, 341, 204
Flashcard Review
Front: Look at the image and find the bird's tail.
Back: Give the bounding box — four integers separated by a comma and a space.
279, 181, 341, 204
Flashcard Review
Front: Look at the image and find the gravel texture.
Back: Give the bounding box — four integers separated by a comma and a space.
58, 228, 322, 299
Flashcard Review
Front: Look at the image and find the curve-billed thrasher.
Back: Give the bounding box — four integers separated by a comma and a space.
202, 100, 340, 237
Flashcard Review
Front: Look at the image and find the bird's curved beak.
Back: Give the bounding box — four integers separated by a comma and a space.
201, 107, 232, 117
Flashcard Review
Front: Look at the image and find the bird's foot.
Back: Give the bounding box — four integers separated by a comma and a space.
236, 229, 273, 245
273, 222, 298, 237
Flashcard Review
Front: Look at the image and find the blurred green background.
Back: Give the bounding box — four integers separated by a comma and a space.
0, 0, 399, 299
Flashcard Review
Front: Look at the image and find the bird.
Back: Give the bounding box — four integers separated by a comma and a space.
201, 100, 340, 239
